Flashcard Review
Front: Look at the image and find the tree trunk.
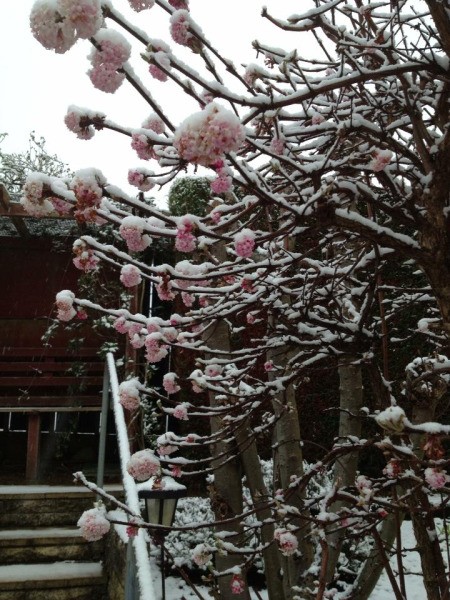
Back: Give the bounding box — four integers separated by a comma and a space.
234, 422, 285, 600
325, 358, 363, 583
270, 354, 313, 599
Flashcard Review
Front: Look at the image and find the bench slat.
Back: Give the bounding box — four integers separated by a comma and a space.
0, 376, 103, 387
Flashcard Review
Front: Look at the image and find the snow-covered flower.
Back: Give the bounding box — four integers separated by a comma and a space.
274, 529, 298, 556
120, 264, 142, 287
270, 136, 285, 156
174, 102, 246, 166
131, 133, 155, 160
30, 1, 76, 54
173, 403, 189, 420
170, 10, 200, 51
230, 573, 246, 595
375, 405, 406, 433
370, 149, 393, 172
192, 543, 212, 566
119, 378, 141, 411
56, 290, 77, 322
142, 113, 165, 135
127, 449, 160, 481
144, 332, 169, 363
119, 216, 152, 252
128, 0, 155, 11
424, 467, 448, 490
234, 229, 255, 258
175, 216, 197, 253
59, 0, 103, 39
163, 373, 181, 395
77, 506, 110, 541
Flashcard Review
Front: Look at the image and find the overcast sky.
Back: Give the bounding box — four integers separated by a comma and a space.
1, 1, 302, 205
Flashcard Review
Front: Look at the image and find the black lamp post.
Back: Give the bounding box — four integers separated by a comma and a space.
138, 477, 187, 600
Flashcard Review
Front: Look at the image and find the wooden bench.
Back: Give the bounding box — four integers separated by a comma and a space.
0, 347, 105, 480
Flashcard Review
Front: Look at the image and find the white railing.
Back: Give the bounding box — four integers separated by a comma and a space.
97, 353, 156, 600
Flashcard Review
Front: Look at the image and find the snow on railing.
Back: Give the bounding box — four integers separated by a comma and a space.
100, 352, 156, 600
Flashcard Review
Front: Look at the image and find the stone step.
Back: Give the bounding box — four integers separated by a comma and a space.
0, 485, 123, 529
0, 562, 106, 600
0, 528, 103, 565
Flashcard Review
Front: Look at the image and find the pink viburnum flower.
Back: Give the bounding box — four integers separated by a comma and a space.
264, 361, 274, 372
58, 0, 103, 39
77, 506, 110, 541
20, 174, 56, 217
192, 543, 212, 567
120, 264, 142, 288
205, 364, 222, 377
211, 173, 232, 194
30, 1, 76, 54
113, 316, 130, 334
128, 168, 155, 192
70, 168, 105, 223
425, 467, 448, 489
131, 133, 155, 160
270, 136, 285, 155
163, 372, 181, 395
51, 197, 72, 215
173, 403, 189, 420
175, 216, 197, 253
148, 51, 171, 82
119, 378, 141, 411
157, 433, 178, 456
56, 290, 77, 322
89, 63, 125, 93
119, 216, 151, 252
127, 449, 160, 481
169, 10, 200, 51
234, 229, 255, 258
169, 0, 189, 9
370, 149, 393, 172
128, 0, 155, 10
156, 279, 176, 301
230, 574, 246, 595
311, 111, 325, 125
64, 105, 104, 140
126, 521, 139, 538
274, 529, 298, 556
246, 313, 255, 324
174, 102, 246, 166
181, 292, 194, 307
142, 113, 165, 135
73, 239, 99, 272
145, 332, 169, 363
170, 465, 182, 478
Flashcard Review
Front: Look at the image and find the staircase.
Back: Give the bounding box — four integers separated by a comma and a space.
0, 484, 122, 600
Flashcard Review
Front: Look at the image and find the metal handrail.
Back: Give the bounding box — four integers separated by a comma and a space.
97, 353, 156, 600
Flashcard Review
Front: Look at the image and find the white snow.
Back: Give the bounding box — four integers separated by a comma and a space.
0, 562, 103, 582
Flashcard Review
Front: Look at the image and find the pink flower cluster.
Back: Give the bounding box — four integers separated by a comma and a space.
270, 136, 285, 156
173, 403, 189, 420
20, 174, 55, 217
174, 102, 246, 166
204, 364, 222, 377
230, 574, 246, 595
170, 10, 200, 51
64, 105, 104, 140
149, 51, 171, 82
157, 432, 178, 456
163, 372, 181, 394
169, 0, 189, 9
156, 277, 176, 301
175, 216, 197, 253
191, 543, 212, 566
30, 0, 102, 54
274, 529, 298, 556
234, 229, 255, 258
88, 29, 131, 93
72, 240, 99, 272
370, 149, 393, 172
127, 0, 155, 11
70, 169, 105, 223
119, 378, 141, 411
120, 264, 142, 288
127, 449, 160, 481
211, 163, 233, 195
131, 133, 156, 161
119, 216, 151, 252
56, 290, 77, 322
128, 168, 155, 192
142, 113, 165, 135
424, 467, 448, 489
77, 506, 110, 541
145, 332, 169, 363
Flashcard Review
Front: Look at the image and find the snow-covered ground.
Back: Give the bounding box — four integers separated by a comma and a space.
153, 520, 444, 599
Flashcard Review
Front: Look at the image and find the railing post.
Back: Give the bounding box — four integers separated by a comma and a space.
125, 541, 140, 600
96, 360, 110, 491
